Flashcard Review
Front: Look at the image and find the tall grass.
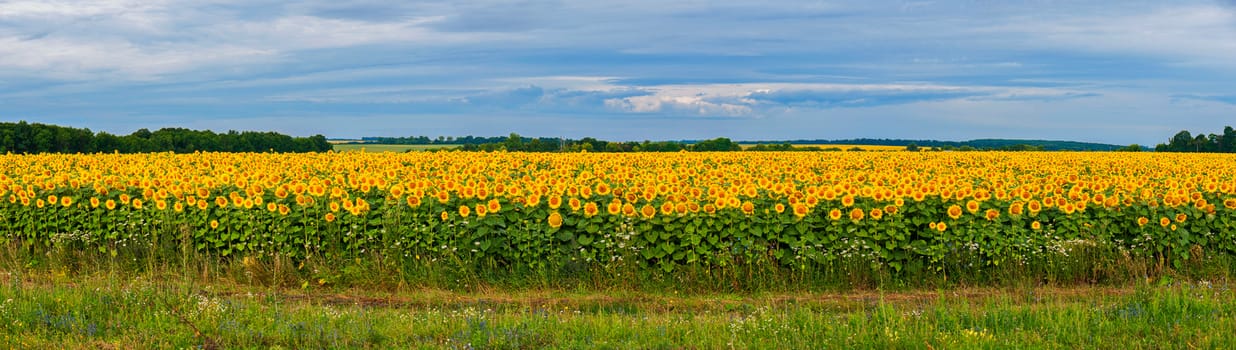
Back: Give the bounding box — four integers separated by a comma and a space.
2, 230, 1232, 294
0, 271, 1232, 349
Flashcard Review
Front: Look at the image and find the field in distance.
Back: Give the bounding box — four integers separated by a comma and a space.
740, 144, 929, 151
336, 143, 919, 152
333, 144, 460, 152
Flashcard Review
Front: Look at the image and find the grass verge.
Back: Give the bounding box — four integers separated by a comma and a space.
0, 270, 1232, 349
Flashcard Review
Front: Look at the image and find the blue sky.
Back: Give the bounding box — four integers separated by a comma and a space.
2, 1, 1236, 145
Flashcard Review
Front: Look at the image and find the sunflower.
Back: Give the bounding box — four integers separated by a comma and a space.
848, 208, 865, 221
617, 202, 634, 216
1008, 202, 1024, 216
407, 195, 422, 208
984, 208, 999, 221
1061, 203, 1076, 215
210, 220, 219, 229
547, 211, 563, 228
458, 205, 471, 218
1137, 217, 1150, 227
641, 204, 656, 219
215, 196, 228, 208
661, 202, 675, 215
822, 189, 838, 201
569, 198, 582, 212
524, 194, 540, 207
741, 201, 755, 215
487, 198, 502, 213
965, 200, 980, 214
911, 190, 926, 202
703, 204, 717, 215
1176, 213, 1187, 223
792, 203, 809, 218
278, 205, 290, 216
775, 203, 786, 214
841, 195, 855, 207
1159, 217, 1171, 228
869, 208, 883, 220
440, 211, 449, 221
583, 202, 599, 217
475, 204, 488, 218
936, 222, 948, 232
607, 201, 622, 216
675, 202, 688, 215
1030, 221, 1041, 230
947, 205, 963, 220
60, 196, 73, 207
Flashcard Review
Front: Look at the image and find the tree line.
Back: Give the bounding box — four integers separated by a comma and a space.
457, 133, 742, 152
0, 121, 332, 154
1154, 126, 1236, 153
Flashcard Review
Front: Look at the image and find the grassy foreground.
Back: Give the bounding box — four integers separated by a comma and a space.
1, 273, 1232, 349
1, 238, 1233, 349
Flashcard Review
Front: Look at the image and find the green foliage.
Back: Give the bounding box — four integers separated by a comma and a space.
1155, 126, 1236, 153
0, 121, 332, 154
4, 181, 1234, 279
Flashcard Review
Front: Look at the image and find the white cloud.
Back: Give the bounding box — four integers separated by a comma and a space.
0, 1, 514, 80
605, 95, 754, 116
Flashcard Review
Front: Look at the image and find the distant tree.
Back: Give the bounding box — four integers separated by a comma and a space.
1116, 144, 1143, 152
1167, 130, 1193, 152
905, 143, 921, 152
504, 132, 524, 151
691, 138, 741, 152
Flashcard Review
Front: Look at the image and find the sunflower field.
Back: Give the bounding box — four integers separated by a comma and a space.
1, 151, 1235, 273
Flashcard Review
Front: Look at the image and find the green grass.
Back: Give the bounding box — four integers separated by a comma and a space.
332, 144, 459, 152
0, 270, 1232, 349
1, 238, 1234, 348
